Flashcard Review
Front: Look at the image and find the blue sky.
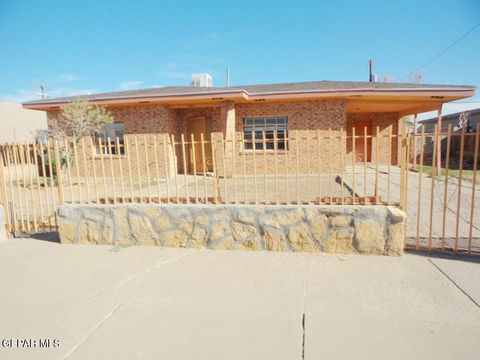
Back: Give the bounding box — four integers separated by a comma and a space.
0, 0, 479, 103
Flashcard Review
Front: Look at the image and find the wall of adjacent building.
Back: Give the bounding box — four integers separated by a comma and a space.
0, 102, 47, 143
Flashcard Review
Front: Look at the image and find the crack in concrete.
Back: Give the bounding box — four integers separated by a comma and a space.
83, 251, 193, 300
65, 251, 193, 357
62, 301, 124, 359
301, 312, 306, 360
428, 258, 480, 309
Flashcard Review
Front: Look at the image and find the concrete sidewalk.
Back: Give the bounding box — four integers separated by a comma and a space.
0, 238, 479, 360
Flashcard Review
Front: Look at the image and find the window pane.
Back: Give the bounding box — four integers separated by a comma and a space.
254, 132, 263, 140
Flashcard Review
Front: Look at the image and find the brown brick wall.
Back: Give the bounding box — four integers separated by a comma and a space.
222, 100, 347, 174
46, 101, 401, 180
48, 104, 220, 177
212, 129, 345, 176
109, 105, 176, 134
47, 105, 177, 178
346, 112, 400, 165
70, 134, 175, 185
235, 100, 346, 131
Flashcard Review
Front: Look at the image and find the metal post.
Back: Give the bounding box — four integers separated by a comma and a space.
436, 104, 443, 174
413, 113, 418, 170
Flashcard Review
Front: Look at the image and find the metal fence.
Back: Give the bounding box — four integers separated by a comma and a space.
406, 124, 479, 254
0, 126, 479, 254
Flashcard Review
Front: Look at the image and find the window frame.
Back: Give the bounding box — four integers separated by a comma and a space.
242, 116, 289, 152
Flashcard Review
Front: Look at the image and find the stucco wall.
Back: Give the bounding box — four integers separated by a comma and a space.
57, 204, 405, 256
0, 102, 47, 143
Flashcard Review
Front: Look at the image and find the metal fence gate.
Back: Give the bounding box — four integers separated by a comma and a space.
405, 124, 479, 254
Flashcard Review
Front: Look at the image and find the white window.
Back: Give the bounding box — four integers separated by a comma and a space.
243, 117, 288, 150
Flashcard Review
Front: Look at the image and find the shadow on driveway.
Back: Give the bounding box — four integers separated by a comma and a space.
25, 231, 61, 244
406, 248, 480, 264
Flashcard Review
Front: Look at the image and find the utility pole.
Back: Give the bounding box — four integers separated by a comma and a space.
40, 84, 46, 99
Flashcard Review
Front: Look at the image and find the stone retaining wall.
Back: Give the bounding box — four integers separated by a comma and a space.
57, 204, 405, 256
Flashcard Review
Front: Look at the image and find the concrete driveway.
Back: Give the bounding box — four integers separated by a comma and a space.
0, 237, 479, 360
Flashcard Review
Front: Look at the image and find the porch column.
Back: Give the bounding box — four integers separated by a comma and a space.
221, 100, 236, 139
214, 101, 236, 177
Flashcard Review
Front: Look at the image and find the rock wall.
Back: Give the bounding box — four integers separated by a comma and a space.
57, 204, 406, 256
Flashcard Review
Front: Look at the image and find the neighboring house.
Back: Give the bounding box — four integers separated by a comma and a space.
419, 106, 480, 168
420, 106, 480, 133
22, 79, 475, 176
0, 101, 47, 143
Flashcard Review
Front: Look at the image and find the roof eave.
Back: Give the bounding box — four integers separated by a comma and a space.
22, 87, 476, 110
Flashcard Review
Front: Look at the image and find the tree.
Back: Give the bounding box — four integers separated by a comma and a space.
39, 99, 114, 184
47, 98, 114, 143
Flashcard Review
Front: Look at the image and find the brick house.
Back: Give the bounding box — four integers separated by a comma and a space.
23, 80, 475, 177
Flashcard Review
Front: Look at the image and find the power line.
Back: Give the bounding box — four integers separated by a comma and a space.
400, 21, 480, 80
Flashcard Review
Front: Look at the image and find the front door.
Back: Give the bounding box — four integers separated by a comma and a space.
354, 120, 372, 162
187, 117, 213, 172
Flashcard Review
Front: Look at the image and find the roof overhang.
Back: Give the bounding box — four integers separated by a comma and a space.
22, 87, 475, 114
